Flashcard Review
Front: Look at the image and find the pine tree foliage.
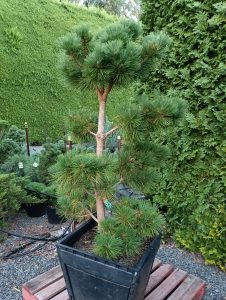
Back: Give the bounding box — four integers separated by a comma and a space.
117, 93, 186, 192
53, 19, 186, 260
51, 150, 118, 220
59, 19, 170, 92
64, 109, 98, 143
94, 234, 123, 260
94, 197, 165, 260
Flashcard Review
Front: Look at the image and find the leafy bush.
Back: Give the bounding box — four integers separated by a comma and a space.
0, 125, 25, 164
0, 153, 27, 176
38, 139, 65, 184
0, 0, 132, 143
0, 173, 35, 226
25, 181, 47, 194
141, 0, 226, 270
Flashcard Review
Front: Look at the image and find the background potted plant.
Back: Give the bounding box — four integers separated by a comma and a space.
0, 172, 39, 230
51, 19, 186, 300
42, 184, 66, 225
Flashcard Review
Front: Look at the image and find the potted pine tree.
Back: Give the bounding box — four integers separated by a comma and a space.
52, 20, 186, 300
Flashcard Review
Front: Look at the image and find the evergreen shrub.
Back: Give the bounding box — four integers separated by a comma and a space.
0, 173, 35, 227
0, 125, 25, 164
38, 138, 65, 184
141, 0, 226, 270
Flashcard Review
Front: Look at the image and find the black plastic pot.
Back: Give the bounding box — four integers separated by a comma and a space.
57, 219, 161, 300
24, 203, 47, 217
46, 206, 64, 224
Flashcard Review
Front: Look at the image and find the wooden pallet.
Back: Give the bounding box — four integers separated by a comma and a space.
22, 259, 205, 300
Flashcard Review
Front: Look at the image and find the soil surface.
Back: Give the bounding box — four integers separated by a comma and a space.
74, 226, 152, 268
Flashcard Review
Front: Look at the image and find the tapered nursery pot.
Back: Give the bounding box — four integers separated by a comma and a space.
57, 219, 161, 300
46, 205, 65, 224
24, 203, 46, 218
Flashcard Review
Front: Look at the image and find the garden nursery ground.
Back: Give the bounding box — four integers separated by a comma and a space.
0, 212, 225, 300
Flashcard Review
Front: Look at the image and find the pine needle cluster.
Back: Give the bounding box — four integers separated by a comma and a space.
65, 109, 98, 144
51, 150, 118, 221
117, 93, 187, 193
58, 19, 171, 90
93, 197, 165, 260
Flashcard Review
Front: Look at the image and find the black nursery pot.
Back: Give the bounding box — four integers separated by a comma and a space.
24, 203, 47, 218
57, 219, 161, 300
46, 206, 65, 224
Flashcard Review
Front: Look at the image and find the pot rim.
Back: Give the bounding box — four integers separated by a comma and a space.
57, 219, 161, 273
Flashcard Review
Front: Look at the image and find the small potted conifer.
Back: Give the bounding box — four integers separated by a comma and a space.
52, 20, 186, 300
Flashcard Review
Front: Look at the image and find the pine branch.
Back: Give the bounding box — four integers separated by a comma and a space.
88, 130, 97, 137
87, 210, 99, 223
103, 84, 113, 99
105, 126, 119, 138
69, 54, 82, 68
96, 87, 104, 99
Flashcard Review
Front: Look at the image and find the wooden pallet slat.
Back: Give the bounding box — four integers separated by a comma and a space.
151, 258, 162, 271
145, 263, 173, 295
22, 259, 206, 300
22, 287, 38, 300
144, 268, 188, 300
23, 266, 63, 295
167, 274, 206, 300
50, 289, 69, 300
34, 277, 66, 300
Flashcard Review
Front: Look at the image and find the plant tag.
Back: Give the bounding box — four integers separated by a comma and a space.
18, 162, 23, 169
104, 200, 112, 210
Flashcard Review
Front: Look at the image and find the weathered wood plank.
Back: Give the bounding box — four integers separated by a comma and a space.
144, 268, 188, 300
23, 266, 63, 295
22, 287, 38, 300
145, 264, 174, 296
22, 259, 206, 300
50, 289, 69, 300
151, 258, 162, 271
34, 278, 66, 300
167, 274, 206, 300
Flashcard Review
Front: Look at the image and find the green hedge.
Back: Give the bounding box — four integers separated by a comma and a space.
141, 0, 226, 270
0, 0, 132, 143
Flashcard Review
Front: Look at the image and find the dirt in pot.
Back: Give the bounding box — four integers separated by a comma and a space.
73, 227, 152, 268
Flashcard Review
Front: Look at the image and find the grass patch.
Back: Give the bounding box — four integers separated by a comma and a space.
0, 0, 132, 143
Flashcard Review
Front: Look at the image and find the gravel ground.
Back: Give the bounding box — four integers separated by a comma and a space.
0, 213, 68, 300
0, 213, 225, 300
157, 245, 226, 300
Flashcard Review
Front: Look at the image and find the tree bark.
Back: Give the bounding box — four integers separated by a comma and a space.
96, 97, 106, 156
95, 95, 106, 222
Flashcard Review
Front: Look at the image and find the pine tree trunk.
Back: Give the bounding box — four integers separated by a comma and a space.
95, 96, 106, 222
96, 98, 106, 156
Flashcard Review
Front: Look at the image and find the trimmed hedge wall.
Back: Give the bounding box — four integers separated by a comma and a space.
141, 0, 226, 270
0, 0, 131, 143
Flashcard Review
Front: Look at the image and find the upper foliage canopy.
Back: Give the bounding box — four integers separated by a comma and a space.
59, 19, 170, 91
